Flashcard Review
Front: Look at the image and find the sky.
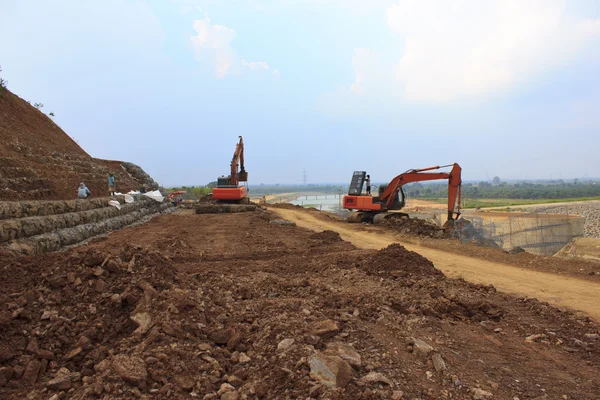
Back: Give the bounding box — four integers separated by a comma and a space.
1, 0, 599, 186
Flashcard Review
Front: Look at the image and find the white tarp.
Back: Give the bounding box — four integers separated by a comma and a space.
115, 192, 135, 203
108, 200, 122, 210
142, 190, 164, 203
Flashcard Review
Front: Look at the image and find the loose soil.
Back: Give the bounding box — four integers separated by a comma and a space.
381, 217, 448, 238
1, 210, 599, 399
272, 207, 600, 321
0, 90, 156, 200
284, 206, 600, 282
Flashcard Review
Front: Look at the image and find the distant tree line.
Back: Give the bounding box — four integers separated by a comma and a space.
169, 180, 600, 200
404, 181, 600, 200
167, 185, 212, 198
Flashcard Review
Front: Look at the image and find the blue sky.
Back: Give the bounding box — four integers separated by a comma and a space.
1, 0, 599, 186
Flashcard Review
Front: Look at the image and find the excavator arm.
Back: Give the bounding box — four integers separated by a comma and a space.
380, 163, 462, 220
230, 136, 247, 185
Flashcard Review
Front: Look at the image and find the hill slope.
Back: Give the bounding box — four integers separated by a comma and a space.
0, 89, 157, 200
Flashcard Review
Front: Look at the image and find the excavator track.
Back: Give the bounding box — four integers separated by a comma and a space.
372, 212, 409, 224
346, 212, 375, 223
347, 211, 410, 224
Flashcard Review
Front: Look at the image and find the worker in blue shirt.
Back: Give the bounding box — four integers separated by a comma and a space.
108, 174, 116, 196
78, 183, 91, 199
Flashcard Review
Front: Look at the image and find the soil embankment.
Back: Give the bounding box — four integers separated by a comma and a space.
0, 210, 599, 399
0, 89, 157, 200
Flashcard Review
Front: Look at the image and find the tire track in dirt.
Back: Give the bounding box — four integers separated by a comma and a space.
272, 207, 600, 321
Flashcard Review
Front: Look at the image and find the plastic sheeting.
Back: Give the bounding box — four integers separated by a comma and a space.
125, 190, 164, 203
115, 193, 135, 203
142, 190, 164, 203
108, 200, 122, 210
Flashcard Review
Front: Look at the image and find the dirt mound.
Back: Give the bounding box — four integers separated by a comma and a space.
268, 203, 307, 210
195, 204, 258, 214
383, 216, 448, 238
363, 243, 444, 279
1, 211, 599, 399
0, 89, 157, 200
310, 230, 343, 243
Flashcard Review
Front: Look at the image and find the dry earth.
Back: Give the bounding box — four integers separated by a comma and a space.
0, 89, 157, 201
271, 207, 600, 321
1, 209, 599, 399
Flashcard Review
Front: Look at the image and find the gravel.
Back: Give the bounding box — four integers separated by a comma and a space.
525, 202, 600, 238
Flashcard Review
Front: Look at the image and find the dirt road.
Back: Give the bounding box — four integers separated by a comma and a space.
272, 207, 600, 321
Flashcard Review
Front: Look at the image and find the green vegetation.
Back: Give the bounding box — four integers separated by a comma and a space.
166, 185, 212, 198
404, 180, 600, 205
0, 65, 7, 92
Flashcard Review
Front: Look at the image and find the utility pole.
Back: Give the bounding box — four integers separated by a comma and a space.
303, 168, 307, 186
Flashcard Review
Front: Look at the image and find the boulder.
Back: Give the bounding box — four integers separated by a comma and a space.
309, 352, 353, 388
432, 353, 447, 372
325, 343, 361, 368
360, 372, 392, 385
410, 338, 434, 357
22, 359, 42, 384
311, 320, 340, 338
277, 338, 295, 352
111, 355, 147, 387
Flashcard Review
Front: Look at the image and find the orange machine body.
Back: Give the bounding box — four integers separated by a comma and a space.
342, 195, 383, 211
212, 186, 247, 201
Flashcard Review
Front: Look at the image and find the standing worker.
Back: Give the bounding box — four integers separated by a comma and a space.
365, 174, 371, 196
108, 173, 116, 196
78, 183, 91, 199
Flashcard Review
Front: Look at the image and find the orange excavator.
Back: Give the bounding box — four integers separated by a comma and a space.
343, 163, 462, 223
212, 136, 249, 203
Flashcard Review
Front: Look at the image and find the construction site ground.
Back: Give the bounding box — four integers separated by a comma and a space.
271, 206, 600, 321
2, 208, 600, 399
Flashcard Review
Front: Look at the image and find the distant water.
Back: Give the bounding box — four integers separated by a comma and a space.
290, 194, 343, 212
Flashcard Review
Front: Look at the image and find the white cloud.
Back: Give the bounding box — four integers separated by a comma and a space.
262, 0, 394, 13
191, 17, 236, 77
330, 0, 600, 106
348, 48, 388, 94
191, 16, 275, 78
241, 59, 270, 71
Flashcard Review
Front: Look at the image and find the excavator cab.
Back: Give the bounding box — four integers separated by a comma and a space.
348, 171, 367, 195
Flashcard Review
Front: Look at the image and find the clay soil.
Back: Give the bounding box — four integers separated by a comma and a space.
1, 210, 599, 399
0, 90, 154, 200
289, 205, 600, 282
